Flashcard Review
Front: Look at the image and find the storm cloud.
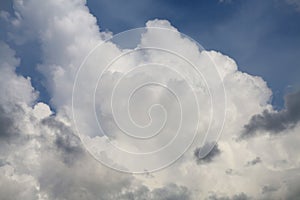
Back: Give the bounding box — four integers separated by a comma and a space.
242, 90, 300, 138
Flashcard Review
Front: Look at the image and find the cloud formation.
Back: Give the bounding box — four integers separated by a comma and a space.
242, 90, 300, 138
0, 42, 192, 200
0, 0, 300, 199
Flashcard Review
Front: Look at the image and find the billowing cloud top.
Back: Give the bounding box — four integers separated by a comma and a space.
0, 0, 300, 199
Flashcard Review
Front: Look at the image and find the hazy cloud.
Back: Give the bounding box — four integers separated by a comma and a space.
286, 0, 300, 11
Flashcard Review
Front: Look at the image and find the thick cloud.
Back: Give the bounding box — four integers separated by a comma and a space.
1, 0, 300, 199
0, 42, 37, 106
242, 90, 300, 138
42, 117, 82, 153
0, 39, 192, 200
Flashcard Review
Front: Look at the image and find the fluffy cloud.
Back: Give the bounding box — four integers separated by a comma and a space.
1, 0, 300, 199
0, 41, 192, 200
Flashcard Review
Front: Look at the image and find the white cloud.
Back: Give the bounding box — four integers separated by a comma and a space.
0, 0, 300, 199
0, 42, 37, 107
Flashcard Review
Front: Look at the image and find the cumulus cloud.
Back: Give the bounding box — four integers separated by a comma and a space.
242, 90, 300, 138
0, 42, 37, 106
1, 0, 300, 199
0, 44, 191, 199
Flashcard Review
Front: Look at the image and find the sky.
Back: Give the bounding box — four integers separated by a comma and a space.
0, 0, 300, 200
86, 0, 300, 108
2, 0, 299, 107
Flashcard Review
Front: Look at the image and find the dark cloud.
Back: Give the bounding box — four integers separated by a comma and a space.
150, 183, 191, 200
194, 142, 221, 164
0, 159, 9, 167
0, 107, 14, 138
0, 99, 192, 200
245, 157, 261, 167
0, 104, 24, 139
207, 192, 251, 200
41, 116, 83, 164
282, 173, 300, 200
242, 90, 300, 138
261, 185, 278, 194
118, 184, 191, 200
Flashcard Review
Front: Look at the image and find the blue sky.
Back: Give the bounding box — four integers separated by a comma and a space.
86, 0, 300, 108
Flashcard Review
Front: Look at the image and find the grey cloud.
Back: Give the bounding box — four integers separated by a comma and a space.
37, 116, 193, 200
261, 185, 279, 194
207, 192, 251, 200
0, 99, 131, 200
0, 104, 25, 139
242, 90, 300, 138
38, 150, 192, 200
117, 184, 191, 200
41, 116, 83, 165
282, 172, 300, 200
42, 117, 82, 152
0, 174, 38, 200
225, 168, 234, 175
245, 157, 261, 167
194, 142, 221, 164
0, 159, 9, 167
115, 185, 150, 200
0, 106, 14, 138
225, 168, 241, 176
150, 183, 191, 200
